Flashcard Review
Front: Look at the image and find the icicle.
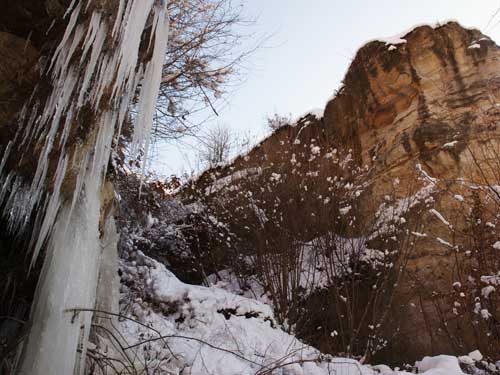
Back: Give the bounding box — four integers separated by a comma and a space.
0, 0, 171, 373
58, 25, 85, 80
80, 12, 101, 64
111, 0, 155, 99
132, 2, 169, 163
19, 157, 104, 375
0, 141, 13, 177
19, 101, 40, 147
111, 0, 126, 38
50, 1, 82, 74
77, 18, 107, 107
63, 0, 78, 18
0, 172, 14, 206
30, 155, 68, 269
67, 150, 90, 229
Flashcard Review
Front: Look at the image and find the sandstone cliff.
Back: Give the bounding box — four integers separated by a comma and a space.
191, 22, 500, 362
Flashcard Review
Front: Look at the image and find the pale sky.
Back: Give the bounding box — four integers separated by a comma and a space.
151, 0, 500, 177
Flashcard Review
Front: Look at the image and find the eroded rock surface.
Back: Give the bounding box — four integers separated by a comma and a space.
193, 22, 500, 361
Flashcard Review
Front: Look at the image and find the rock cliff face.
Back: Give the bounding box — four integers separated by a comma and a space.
324, 22, 499, 186
194, 22, 500, 361
212, 22, 498, 182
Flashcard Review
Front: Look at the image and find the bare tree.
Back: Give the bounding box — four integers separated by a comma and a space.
152, 0, 258, 141
198, 124, 234, 169
266, 112, 293, 132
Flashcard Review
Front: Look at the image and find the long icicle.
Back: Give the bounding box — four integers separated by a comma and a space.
1, 1, 170, 373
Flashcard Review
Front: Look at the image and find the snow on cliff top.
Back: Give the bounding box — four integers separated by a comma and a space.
369, 20, 487, 46
292, 108, 325, 124
289, 22, 487, 127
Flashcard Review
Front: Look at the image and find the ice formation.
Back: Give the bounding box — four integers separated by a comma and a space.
19, 152, 104, 375
1, 0, 168, 262
0, 0, 169, 373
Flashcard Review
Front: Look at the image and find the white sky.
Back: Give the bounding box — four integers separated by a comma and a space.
151, 0, 500, 177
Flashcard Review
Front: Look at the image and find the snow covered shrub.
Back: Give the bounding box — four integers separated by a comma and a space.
266, 112, 293, 132
291, 178, 433, 363
196, 140, 367, 314
114, 169, 233, 285
193, 134, 432, 362
430, 193, 499, 358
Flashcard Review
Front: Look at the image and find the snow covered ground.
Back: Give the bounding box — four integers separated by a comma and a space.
120, 250, 346, 374
115, 248, 496, 375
